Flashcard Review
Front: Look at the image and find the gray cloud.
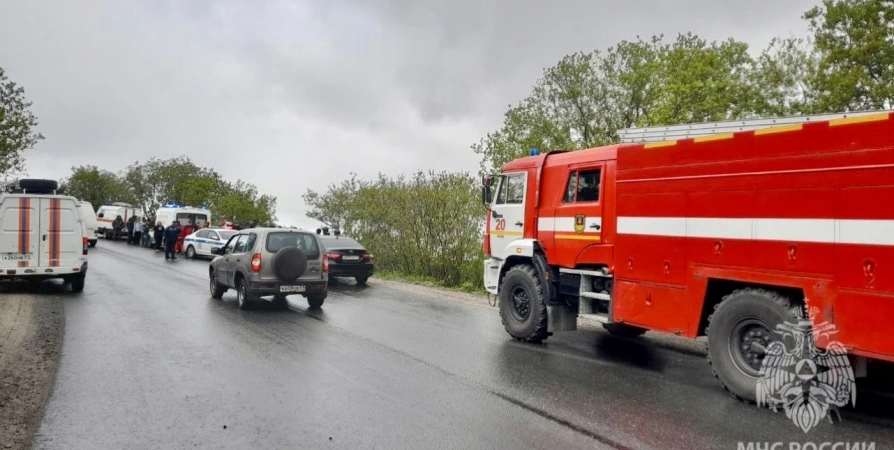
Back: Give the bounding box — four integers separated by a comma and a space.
0, 0, 818, 227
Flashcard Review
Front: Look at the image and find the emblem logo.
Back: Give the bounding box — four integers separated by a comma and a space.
756, 306, 856, 433
574, 215, 585, 234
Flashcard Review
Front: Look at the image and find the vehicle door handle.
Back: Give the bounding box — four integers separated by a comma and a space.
515, 221, 523, 227
492, 211, 503, 219
590, 224, 601, 230
42, 235, 47, 241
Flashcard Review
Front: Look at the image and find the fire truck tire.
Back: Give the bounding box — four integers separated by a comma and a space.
499, 264, 549, 343
602, 323, 647, 338
706, 288, 801, 403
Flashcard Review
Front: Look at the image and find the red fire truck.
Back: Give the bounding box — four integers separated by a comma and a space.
481, 110, 894, 401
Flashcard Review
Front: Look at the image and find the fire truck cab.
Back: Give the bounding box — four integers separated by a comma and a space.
482, 110, 894, 402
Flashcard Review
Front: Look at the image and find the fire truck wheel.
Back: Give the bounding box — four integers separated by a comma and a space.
499, 265, 549, 343
706, 288, 802, 403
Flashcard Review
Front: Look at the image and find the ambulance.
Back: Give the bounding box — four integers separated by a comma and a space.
0, 179, 88, 292
96, 202, 144, 240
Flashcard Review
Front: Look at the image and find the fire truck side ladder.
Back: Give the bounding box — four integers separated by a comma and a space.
559, 268, 612, 323
616, 110, 891, 144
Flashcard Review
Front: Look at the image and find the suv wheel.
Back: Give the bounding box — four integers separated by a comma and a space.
307, 295, 325, 309
236, 280, 255, 310
210, 273, 226, 299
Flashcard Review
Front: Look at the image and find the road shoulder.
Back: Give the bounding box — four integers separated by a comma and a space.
0, 285, 65, 450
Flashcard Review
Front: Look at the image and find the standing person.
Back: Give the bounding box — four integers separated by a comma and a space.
112, 215, 124, 240
126, 215, 136, 244
131, 217, 143, 245
164, 220, 181, 260
175, 220, 192, 253
153, 221, 165, 251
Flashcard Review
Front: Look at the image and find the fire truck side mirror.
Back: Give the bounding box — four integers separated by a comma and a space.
481, 185, 492, 206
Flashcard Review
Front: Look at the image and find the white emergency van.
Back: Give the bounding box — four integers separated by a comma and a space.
96, 202, 143, 240
0, 179, 88, 292
154, 205, 211, 228
79, 201, 98, 247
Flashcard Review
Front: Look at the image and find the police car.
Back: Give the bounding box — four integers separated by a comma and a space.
183, 227, 237, 259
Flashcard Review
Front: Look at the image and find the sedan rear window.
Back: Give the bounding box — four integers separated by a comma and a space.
265, 232, 320, 257
320, 236, 365, 250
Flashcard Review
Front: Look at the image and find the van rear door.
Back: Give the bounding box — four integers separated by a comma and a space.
0, 197, 39, 269
39, 198, 82, 267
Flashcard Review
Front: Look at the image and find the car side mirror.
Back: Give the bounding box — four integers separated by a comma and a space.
210, 247, 221, 255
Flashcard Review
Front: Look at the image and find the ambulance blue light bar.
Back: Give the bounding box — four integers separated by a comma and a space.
530, 148, 540, 156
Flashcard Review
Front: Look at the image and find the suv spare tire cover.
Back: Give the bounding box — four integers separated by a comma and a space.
272, 247, 308, 281
19, 179, 59, 193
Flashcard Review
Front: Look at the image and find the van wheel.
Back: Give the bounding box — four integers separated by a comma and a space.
706, 288, 802, 403
186, 246, 196, 259
236, 279, 255, 310
69, 272, 86, 293
499, 265, 548, 343
307, 295, 325, 309
105, 230, 113, 240
88, 240, 97, 248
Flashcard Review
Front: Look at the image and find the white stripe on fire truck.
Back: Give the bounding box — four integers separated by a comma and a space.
617, 217, 894, 246
537, 217, 602, 233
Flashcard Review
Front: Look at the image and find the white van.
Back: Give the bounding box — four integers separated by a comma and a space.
154, 205, 211, 228
0, 179, 88, 292
79, 201, 98, 247
96, 202, 144, 240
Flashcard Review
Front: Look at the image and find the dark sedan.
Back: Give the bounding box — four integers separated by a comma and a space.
320, 235, 374, 285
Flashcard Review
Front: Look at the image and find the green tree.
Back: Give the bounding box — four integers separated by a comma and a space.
0, 67, 44, 176
805, 0, 894, 111
124, 156, 223, 219
213, 180, 277, 227
750, 37, 819, 116
472, 33, 770, 173
304, 171, 484, 288
63, 165, 129, 207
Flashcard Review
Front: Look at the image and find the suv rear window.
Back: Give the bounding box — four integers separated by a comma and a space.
265, 232, 320, 257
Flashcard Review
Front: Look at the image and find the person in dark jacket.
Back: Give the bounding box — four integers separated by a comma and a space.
112, 215, 124, 240
153, 221, 165, 251
164, 221, 182, 260
126, 216, 136, 244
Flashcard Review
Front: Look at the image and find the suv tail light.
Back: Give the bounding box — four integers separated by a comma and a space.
326, 252, 341, 260
323, 254, 329, 273
250, 253, 262, 272
83, 237, 89, 255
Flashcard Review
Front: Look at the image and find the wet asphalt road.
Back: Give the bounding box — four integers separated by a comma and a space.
28, 241, 894, 450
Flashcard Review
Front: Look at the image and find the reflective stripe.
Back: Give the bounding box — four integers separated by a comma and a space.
617, 217, 894, 246
18, 198, 30, 268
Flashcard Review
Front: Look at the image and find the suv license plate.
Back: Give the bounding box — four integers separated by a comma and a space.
1, 253, 32, 261
280, 285, 306, 293
342, 256, 360, 261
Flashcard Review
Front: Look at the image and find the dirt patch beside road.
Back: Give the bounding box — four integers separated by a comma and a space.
0, 283, 65, 450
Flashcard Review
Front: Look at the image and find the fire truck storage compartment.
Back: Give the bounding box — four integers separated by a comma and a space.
615, 112, 894, 360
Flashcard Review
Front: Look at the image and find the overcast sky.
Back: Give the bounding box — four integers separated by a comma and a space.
0, 0, 819, 228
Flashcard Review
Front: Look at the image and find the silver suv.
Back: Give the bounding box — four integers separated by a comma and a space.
208, 228, 328, 309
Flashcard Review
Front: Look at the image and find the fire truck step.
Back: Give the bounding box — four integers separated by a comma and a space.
578, 313, 610, 324
559, 268, 610, 277
580, 292, 611, 301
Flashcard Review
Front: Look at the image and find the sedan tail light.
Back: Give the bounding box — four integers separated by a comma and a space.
326, 252, 341, 260
250, 253, 262, 272
362, 252, 372, 260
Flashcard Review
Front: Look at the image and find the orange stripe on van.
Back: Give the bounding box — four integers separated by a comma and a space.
49, 199, 61, 267
18, 198, 30, 268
